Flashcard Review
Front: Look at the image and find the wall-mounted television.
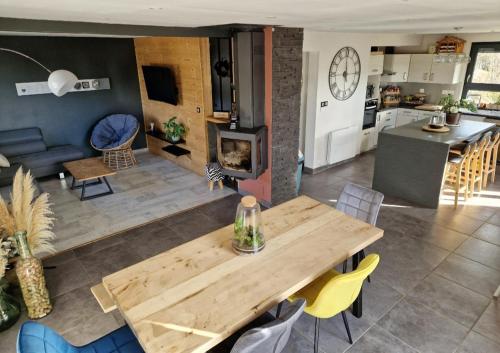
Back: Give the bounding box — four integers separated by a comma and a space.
142, 65, 178, 105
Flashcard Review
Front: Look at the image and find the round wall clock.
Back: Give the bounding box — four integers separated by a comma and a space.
328, 47, 361, 101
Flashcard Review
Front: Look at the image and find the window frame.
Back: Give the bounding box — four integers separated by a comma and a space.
462, 42, 500, 100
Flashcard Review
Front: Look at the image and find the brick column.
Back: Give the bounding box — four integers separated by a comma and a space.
271, 27, 304, 204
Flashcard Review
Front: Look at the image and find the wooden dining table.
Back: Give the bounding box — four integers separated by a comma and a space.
92, 195, 384, 353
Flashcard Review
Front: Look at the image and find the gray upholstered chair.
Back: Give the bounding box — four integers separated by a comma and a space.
336, 183, 384, 278
231, 299, 305, 353
209, 299, 306, 353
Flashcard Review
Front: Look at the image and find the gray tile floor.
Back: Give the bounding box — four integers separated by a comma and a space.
2, 152, 500, 353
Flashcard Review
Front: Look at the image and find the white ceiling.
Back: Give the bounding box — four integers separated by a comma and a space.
1, 0, 500, 34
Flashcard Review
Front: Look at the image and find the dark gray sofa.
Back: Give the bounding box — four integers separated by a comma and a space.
0, 128, 84, 187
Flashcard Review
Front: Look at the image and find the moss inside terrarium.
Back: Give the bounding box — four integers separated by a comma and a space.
234, 216, 264, 249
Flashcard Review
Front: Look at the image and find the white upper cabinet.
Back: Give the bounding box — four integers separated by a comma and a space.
368, 54, 384, 75
382, 54, 411, 82
430, 61, 466, 84
407, 54, 465, 84
408, 54, 434, 83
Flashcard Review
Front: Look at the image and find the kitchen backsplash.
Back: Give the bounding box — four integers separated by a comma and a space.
396, 82, 461, 104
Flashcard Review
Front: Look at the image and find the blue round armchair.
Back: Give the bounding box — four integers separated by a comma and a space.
91, 114, 139, 170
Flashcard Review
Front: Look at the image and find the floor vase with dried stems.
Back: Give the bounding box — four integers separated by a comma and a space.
14, 231, 52, 319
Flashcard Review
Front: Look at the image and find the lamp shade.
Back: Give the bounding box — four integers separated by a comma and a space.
47, 70, 78, 97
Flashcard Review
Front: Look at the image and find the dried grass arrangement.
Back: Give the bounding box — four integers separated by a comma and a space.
0, 167, 55, 319
0, 167, 55, 256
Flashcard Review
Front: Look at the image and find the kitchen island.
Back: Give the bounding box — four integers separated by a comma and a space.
372, 120, 496, 208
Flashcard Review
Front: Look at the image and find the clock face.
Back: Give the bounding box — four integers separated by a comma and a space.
329, 47, 361, 101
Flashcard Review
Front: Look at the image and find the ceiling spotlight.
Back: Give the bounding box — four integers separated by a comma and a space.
453, 26, 463, 31
148, 7, 163, 10
265, 16, 277, 19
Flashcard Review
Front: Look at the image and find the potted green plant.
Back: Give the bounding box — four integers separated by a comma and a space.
163, 117, 186, 143
438, 94, 477, 125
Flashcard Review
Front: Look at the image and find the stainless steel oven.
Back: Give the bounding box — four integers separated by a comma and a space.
363, 99, 378, 130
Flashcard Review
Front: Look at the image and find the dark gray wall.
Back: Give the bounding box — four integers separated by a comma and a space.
271, 28, 303, 205
0, 36, 145, 156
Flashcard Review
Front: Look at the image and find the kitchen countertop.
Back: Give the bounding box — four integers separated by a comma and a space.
379, 104, 500, 120
378, 104, 439, 112
383, 119, 496, 145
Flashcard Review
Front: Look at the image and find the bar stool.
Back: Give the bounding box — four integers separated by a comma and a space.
483, 131, 500, 188
444, 144, 474, 208
469, 135, 490, 197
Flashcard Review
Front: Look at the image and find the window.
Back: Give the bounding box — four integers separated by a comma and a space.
462, 42, 500, 105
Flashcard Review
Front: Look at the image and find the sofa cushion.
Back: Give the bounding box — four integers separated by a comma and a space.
91, 114, 139, 150
0, 153, 9, 167
0, 127, 43, 146
10, 145, 84, 170
0, 163, 21, 187
0, 140, 47, 158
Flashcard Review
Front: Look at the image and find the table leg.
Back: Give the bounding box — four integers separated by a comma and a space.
352, 251, 363, 318
81, 180, 87, 201
71, 177, 114, 201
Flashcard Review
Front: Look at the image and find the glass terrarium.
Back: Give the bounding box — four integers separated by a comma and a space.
233, 196, 265, 255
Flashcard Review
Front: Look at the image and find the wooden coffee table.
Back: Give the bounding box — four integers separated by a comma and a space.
63, 158, 116, 201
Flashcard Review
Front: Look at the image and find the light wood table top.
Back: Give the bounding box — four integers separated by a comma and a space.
99, 195, 384, 353
64, 158, 116, 181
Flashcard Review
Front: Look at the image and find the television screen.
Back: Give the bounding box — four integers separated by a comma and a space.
142, 66, 178, 105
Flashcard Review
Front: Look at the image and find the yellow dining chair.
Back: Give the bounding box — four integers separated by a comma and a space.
287, 254, 379, 353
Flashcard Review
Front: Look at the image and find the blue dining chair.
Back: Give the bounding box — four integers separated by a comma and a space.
17, 321, 144, 353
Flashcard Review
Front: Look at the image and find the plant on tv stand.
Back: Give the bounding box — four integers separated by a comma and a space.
163, 116, 186, 143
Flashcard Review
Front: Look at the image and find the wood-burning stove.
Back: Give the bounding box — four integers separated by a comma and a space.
217, 125, 267, 179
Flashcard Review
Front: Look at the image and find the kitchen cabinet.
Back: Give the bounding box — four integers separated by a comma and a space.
360, 128, 376, 152
430, 61, 466, 84
374, 110, 397, 146
417, 110, 439, 122
377, 110, 397, 129
368, 54, 384, 75
407, 54, 433, 83
407, 54, 466, 84
396, 108, 419, 127
382, 54, 411, 82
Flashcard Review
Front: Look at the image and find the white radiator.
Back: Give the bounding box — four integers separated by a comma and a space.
326, 126, 358, 165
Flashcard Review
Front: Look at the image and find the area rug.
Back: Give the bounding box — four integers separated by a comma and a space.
34, 152, 235, 253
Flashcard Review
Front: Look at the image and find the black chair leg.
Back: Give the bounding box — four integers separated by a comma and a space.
360, 249, 371, 283
342, 259, 348, 273
276, 302, 283, 319
341, 311, 353, 344
314, 317, 320, 353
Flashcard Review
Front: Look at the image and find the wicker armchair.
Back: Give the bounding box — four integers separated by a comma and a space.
91, 114, 139, 170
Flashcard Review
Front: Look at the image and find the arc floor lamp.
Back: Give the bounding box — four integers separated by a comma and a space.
0, 48, 78, 97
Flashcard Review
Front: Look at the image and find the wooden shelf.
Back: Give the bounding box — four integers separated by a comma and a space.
206, 116, 230, 124
162, 145, 191, 157
146, 131, 188, 149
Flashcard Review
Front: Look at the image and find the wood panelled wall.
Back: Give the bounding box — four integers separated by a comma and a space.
134, 37, 212, 175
